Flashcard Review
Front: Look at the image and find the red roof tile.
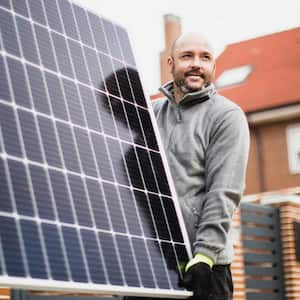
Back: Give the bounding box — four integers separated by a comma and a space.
215, 27, 300, 113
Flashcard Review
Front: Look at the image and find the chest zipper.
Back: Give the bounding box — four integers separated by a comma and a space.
176, 106, 182, 123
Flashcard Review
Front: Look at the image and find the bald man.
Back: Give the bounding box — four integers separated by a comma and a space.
152, 33, 250, 300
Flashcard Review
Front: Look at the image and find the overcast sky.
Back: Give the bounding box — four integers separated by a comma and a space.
75, 0, 300, 94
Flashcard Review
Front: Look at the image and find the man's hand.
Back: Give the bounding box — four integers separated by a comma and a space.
182, 254, 213, 299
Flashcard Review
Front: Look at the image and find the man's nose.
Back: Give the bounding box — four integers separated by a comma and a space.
190, 56, 203, 68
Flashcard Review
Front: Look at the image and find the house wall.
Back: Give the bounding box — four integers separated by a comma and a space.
245, 117, 300, 194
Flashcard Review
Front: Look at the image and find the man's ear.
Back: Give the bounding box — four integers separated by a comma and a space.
167, 56, 174, 74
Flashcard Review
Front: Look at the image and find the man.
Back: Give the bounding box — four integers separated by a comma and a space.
152, 32, 250, 300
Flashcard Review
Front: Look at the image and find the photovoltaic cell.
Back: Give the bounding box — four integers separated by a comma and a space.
0, 1, 191, 298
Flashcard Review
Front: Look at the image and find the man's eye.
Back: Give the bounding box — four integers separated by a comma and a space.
182, 54, 191, 58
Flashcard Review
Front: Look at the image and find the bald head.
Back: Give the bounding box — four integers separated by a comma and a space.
171, 32, 215, 58
167, 32, 216, 102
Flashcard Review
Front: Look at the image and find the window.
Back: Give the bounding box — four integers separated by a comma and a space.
286, 124, 300, 174
215, 65, 252, 89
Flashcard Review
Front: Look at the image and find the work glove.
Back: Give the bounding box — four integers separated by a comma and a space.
182, 253, 214, 300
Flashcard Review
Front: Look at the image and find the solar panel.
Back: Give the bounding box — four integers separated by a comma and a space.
0, 0, 192, 298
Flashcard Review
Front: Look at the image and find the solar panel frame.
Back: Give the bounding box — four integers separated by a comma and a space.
0, 0, 192, 298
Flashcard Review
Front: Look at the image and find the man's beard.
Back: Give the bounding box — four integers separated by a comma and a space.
172, 67, 210, 95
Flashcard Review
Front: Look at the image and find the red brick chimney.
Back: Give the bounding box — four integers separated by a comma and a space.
160, 14, 181, 85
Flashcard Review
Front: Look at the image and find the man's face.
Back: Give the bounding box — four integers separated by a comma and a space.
169, 36, 216, 94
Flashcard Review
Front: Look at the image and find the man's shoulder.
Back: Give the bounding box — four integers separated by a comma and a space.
211, 93, 243, 114
151, 97, 168, 115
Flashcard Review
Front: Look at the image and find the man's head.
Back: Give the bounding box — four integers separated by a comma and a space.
168, 32, 216, 100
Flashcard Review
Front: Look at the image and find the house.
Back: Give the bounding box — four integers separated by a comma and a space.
215, 27, 300, 195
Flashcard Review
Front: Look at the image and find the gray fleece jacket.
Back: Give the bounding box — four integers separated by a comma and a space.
152, 81, 249, 265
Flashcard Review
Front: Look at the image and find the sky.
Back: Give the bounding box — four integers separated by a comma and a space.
75, 0, 300, 95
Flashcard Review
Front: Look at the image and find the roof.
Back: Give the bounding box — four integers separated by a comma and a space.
214, 27, 300, 113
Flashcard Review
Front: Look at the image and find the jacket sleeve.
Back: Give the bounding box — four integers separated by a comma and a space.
193, 108, 250, 262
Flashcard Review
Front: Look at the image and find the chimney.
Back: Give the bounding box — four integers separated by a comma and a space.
160, 14, 181, 85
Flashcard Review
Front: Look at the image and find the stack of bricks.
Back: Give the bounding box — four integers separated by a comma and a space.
279, 202, 300, 300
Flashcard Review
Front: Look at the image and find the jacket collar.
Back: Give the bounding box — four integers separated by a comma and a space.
159, 81, 216, 106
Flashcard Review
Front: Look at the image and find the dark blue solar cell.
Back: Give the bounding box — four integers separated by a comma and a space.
56, 122, 80, 173
160, 242, 182, 290
138, 108, 159, 151
8, 159, 34, 217
133, 190, 156, 238
68, 174, 93, 227
68, 39, 90, 85
102, 18, 122, 60
113, 60, 134, 103
127, 68, 147, 107
20, 219, 47, 279
98, 53, 119, 97
0, 216, 25, 277
7, 57, 31, 109
0, 103, 23, 157
29, 164, 55, 221
34, 24, 57, 72
83, 46, 105, 90
57, 0, 79, 40
87, 13, 109, 54
49, 169, 75, 224
26, 64, 51, 115
12, 0, 29, 17
98, 231, 123, 286
122, 143, 144, 189
131, 237, 155, 288
115, 25, 136, 66
0, 9, 21, 57
62, 79, 85, 127
148, 193, 170, 241
174, 244, 189, 268
16, 16, 40, 65
106, 138, 130, 186
90, 132, 114, 182
61, 226, 88, 282
0, 0, 10, 9
115, 235, 140, 287
27, 0, 47, 26
18, 109, 44, 163
85, 178, 110, 230
80, 229, 106, 284
102, 182, 126, 234
146, 239, 170, 289
94, 91, 117, 137
37, 116, 62, 168
150, 151, 171, 196
123, 102, 145, 147
0, 56, 11, 102
174, 244, 189, 283
162, 196, 184, 243
78, 84, 102, 132
42, 223, 68, 281
51, 32, 74, 78
118, 186, 142, 236
110, 96, 132, 142
72, 4, 94, 48
73, 127, 97, 177
0, 157, 13, 212
136, 147, 158, 193
42, 0, 64, 33
44, 72, 68, 121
